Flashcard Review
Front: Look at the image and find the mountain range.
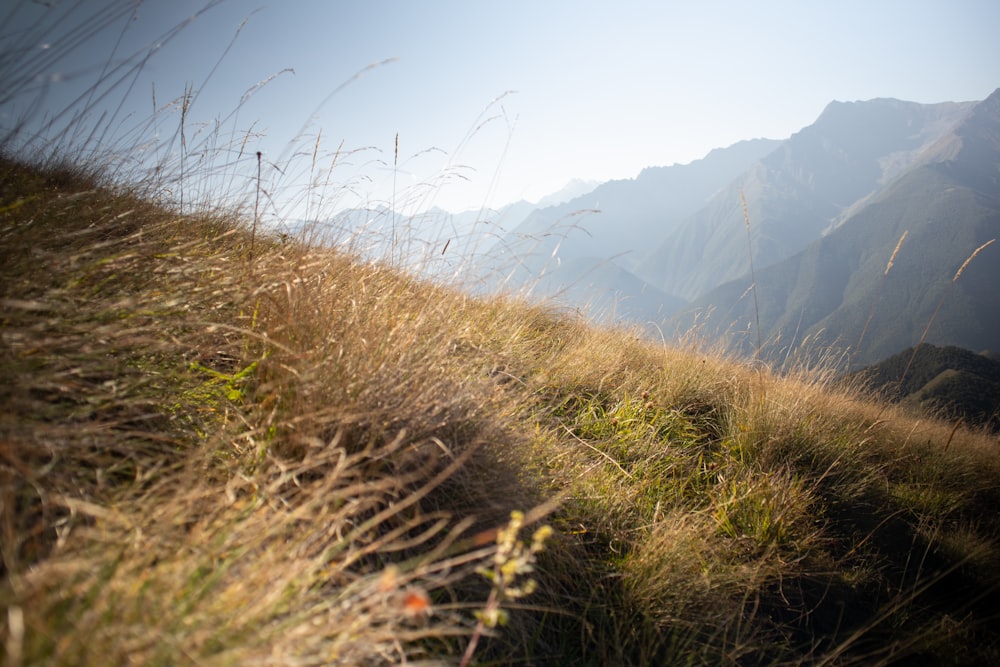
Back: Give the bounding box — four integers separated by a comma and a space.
476, 138, 779, 276
475, 89, 1000, 367
298, 89, 1000, 373
683, 90, 1000, 366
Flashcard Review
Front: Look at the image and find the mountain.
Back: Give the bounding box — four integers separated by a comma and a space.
473, 138, 782, 316
682, 89, 1000, 367
276, 178, 608, 283
279, 201, 536, 282
290, 92, 1000, 371
634, 98, 976, 300
533, 178, 600, 208
488, 137, 781, 278
852, 344, 1000, 432
520, 256, 687, 326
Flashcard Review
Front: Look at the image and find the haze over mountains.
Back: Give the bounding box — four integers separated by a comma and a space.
476, 137, 781, 292
635, 98, 977, 300
477, 89, 1000, 368
684, 90, 1000, 366
306, 89, 1000, 370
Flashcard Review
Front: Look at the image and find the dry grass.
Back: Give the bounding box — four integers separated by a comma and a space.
0, 156, 556, 665
4, 152, 1000, 665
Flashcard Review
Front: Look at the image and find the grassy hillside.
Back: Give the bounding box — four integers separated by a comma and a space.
3, 155, 1000, 666
854, 344, 1000, 432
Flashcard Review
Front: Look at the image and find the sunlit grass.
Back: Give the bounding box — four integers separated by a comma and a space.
6, 139, 1000, 665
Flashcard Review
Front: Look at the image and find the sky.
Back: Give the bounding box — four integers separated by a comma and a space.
4, 0, 999, 217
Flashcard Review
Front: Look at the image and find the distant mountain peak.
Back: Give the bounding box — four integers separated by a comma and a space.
534, 178, 600, 208
681, 91, 1000, 366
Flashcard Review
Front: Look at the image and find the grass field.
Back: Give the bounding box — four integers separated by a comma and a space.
3, 153, 999, 665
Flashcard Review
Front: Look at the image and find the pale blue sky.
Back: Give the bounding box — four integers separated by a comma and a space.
5, 0, 999, 215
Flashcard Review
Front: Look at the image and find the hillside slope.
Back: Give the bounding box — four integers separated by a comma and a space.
3, 157, 1000, 666
853, 344, 1000, 432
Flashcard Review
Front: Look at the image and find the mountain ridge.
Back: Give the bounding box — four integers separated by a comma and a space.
474, 137, 781, 312
680, 89, 1000, 366
852, 343, 1000, 432
633, 97, 977, 300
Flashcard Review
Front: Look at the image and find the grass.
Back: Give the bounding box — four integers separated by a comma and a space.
4, 4, 1000, 664
0, 155, 544, 665
5, 148, 1000, 666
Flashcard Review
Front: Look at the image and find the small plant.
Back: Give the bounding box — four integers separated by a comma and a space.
460, 510, 552, 667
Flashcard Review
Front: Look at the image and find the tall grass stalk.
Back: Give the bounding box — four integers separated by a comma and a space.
854, 229, 908, 369
740, 187, 762, 361
392, 131, 399, 263
179, 81, 192, 214
899, 238, 996, 384
251, 149, 261, 262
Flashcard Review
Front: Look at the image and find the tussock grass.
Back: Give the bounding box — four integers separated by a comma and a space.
0, 155, 549, 665
4, 152, 1000, 665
